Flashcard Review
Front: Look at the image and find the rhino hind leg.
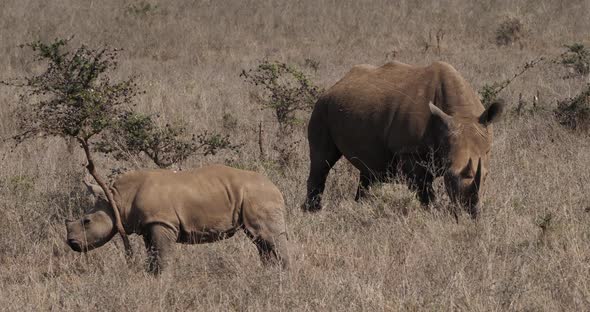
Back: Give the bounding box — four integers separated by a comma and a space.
252, 233, 289, 269
143, 223, 178, 275
243, 221, 290, 269
303, 132, 342, 212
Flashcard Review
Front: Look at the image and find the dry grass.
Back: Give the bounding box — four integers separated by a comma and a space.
1, 0, 590, 310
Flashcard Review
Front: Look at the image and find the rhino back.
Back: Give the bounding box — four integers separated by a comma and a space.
112, 165, 277, 238
312, 61, 483, 165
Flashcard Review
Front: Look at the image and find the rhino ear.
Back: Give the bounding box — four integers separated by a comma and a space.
83, 177, 107, 203
479, 100, 504, 126
429, 102, 452, 128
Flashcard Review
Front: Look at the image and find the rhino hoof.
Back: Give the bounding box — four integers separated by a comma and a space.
301, 201, 322, 212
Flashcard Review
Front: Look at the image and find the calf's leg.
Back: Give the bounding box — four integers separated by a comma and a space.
249, 231, 289, 269
143, 223, 178, 275
243, 210, 290, 269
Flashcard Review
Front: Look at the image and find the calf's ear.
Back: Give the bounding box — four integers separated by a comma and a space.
83, 177, 107, 203
479, 100, 504, 126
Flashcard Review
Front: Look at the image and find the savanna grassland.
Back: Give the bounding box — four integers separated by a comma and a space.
1, 0, 590, 311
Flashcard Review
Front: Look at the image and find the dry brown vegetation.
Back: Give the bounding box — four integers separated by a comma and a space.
1, 0, 590, 310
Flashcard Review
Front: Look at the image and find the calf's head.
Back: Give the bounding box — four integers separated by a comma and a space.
65, 181, 116, 252
429, 101, 503, 218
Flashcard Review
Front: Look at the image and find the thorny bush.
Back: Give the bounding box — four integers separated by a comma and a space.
559, 43, 590, 77
2, 38, 238, 169
478, 57, 543, 107
495, 17, 523, 46
240, 60, 323, 134
554, 84, 590, 133
240, 60, 322, 168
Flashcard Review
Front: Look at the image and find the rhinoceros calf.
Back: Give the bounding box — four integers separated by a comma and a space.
66, 165, 289, 273
303, 61, 503, 218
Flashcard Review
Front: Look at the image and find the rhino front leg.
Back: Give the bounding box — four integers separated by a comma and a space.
354, 173, 375, 201
417, 182, 435, 206
399, 160, 436, 207
143, 223, 178, 275
408, 175, 435, 207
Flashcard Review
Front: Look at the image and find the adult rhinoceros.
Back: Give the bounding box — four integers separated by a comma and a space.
66, 165, 289, 274
303, 61, 503, 218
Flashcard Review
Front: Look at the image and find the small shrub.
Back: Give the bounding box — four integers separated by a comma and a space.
98, 113, 240, 166
196, 131, 241, 156
221, 112, 238, 131
8, 175, 36, 199
240, 60, 323, 134
95, 112, 200, 168
535, 212, 553, 234
241, 60, 323, 168
479, 83, 503, 108
554, 84, 590, 133
304, 58, 320, 72
420, 28, 445, 55
559, 43, 590, 77
478, 57, 543, 107
274, 138, 301, 169
125, 1, 159, 17
495, 17, 523, 46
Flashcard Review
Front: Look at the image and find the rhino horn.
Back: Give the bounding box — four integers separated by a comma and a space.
473, 157, 482, 191
460, 158, 474, 177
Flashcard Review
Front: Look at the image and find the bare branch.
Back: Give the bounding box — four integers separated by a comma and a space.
78, 138, 133, 259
